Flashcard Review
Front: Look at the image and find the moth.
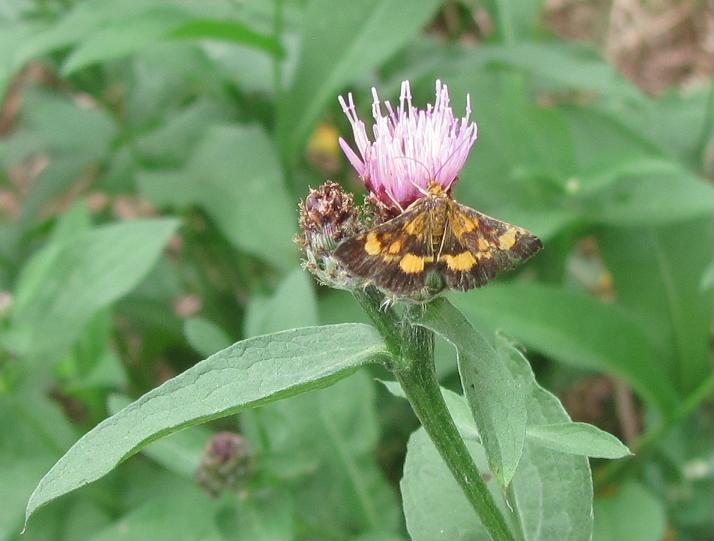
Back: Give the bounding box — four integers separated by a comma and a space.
334, 183, 542, 296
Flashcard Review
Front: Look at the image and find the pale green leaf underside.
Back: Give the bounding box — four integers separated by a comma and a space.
418, 299, 527, 488
26, 323, 386, 523
401, 334, 593, 541
383, 380, 629, 459
526, 422, 631, 459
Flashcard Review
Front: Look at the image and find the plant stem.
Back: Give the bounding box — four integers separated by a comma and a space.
395, 323, 515, 541
354, 289, 515, 541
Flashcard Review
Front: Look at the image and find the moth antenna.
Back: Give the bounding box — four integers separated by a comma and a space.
433, 134, 475, 192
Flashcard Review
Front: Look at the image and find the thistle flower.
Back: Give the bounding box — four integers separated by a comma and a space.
338, 80, 477, 212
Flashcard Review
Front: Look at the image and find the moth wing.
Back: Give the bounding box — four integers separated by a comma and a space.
334, 202, 433, 294
439, 201, 542, 291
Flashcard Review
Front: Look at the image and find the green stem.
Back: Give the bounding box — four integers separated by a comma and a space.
354, 289, 515, 541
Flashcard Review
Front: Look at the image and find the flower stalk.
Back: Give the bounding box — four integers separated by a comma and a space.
353, 289, 515, 541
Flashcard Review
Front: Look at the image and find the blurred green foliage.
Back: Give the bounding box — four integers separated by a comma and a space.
0, 0, 712, 539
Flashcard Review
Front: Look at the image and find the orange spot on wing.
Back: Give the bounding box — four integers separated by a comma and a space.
399, 253, 426, 274
365, 232, 381, 255
440, 251, 477, 271
497, 230, 516, 250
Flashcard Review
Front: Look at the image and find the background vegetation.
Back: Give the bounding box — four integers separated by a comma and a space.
1, 0, 712, 540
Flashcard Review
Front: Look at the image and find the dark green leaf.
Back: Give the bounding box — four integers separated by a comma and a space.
138, 125, 296, 270
277, 0, 441, 165
61, 7, 187, 75
169, 19, 282, 56
598, 216, 714, 395
452, 283, 680, 412
10, 219, 178, 359
183, 317, 232, 358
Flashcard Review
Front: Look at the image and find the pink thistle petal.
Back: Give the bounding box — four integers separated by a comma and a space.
337, 80, 478, 210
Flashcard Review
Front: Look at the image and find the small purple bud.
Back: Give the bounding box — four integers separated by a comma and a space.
194, 432, 253, 497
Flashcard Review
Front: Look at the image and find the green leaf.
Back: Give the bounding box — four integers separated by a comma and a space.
244, 269, 318, 337
452, 283, 680, 412
90, 477, 223, 541
183, 317, 232, 358
380, 380, 480, 442
169, 19, 282, 56
593, 482, 666, 541
598, 217, 714, 396
276, 0, 441, 165
501, 338, 593, 541
10, 219, 178, 359
0, 393, 74, 540
487, 0, 543, 42
476, 42, 640, 99
241, 272, 399, 538
401, 429, 492, 541
138, 124, 296, 270
418, 299, 527, 488
216, 491, 294, 541
253, 372, 401, 539
526, 423, 631, 459
25, 324, 386, 523
107, 394, 210, 480
400, 334, 593, 541
61, 7, 187, 75
583, 169, 714, 226
0, 21, 45, 101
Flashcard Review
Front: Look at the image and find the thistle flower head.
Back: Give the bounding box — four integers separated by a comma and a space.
338, 80, 477, 211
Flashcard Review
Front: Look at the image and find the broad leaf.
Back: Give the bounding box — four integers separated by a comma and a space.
598, 217, 714, 396
10, 219, 178, 359
107, 395, 210, 480
241, 268, 401, 539
593, 482, 666, 541
90, 476, 223, 541
400, 334, 593, 540
25, 324, 387, 523
418, 299, 527, 488
502, 338, 593, 541
471, 42, 640, 99
138, 124, 296, 269
244, 269, 318, 337
453, 283, 680, 412
277, 0, 441, 166
183, 317, 232, 358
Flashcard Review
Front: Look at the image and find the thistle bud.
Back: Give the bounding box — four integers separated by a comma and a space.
194, 432, 253, 497
296, 181, 365, 290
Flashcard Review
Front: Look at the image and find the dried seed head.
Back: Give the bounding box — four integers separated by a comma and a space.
296, 181, 366, 290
